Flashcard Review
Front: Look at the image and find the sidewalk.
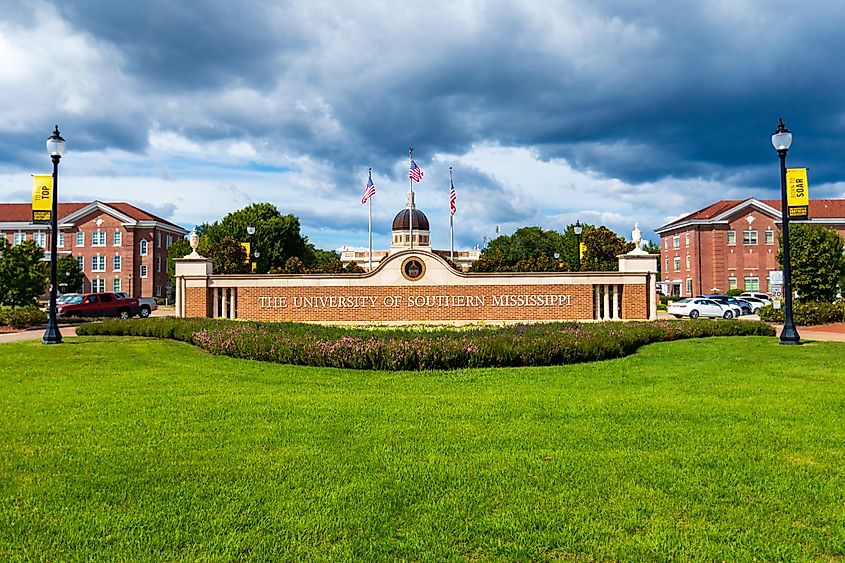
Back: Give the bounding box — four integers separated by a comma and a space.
0, 325, 78, 344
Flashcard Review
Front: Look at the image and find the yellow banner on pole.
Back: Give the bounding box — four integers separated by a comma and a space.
32, 174, 53, 224
579, 242, 586, 260
786, 167, 809, 220
241, 242, 251, 264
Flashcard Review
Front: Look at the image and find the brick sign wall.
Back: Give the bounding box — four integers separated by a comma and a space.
176, 249, 657, 323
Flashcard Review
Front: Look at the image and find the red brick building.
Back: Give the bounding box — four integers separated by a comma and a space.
655, 198, 845, 296
0, 201, 188, 298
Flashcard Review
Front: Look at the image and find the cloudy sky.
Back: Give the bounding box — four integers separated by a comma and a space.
2, 1, 845, 252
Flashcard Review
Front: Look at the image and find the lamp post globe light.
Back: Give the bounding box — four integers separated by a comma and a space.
573, 220, 583, 271
772, 118, 800, 345
43, 125, 65, 344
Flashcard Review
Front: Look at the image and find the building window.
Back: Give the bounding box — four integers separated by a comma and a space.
140, 265, 148, 278
92, 231, 106, 246
664, 258, 668, 271
113, 255, 122, 272
157, 255, 162, 272
77, 256, 84, 272
58, 232, 65, 247
166, 235, 173, 247
13, 232, 25, 245
765, 229, 775, 245
76, 231, 84, 247
728, 276, 738, 290
664, 239, 668, 250
685, 278, 693, 295
744, 276, 760, 291
157, 232, 162, 248
673, 257, 680, 272
92, 278, 105, 293
33, 232, 46, 247
140, 240, 148, 256
685, 233, 690, 247
726, 231, 736, 246
91, 255, 106, 272
114, 230, 122, 246
156, 285, 162, 297
672, 235, 680, 249
113, 278, 122, 292
685, 255, 690, 270
743, 230, 758, 245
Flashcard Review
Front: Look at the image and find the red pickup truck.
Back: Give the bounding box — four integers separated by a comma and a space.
56, 292, 142, 319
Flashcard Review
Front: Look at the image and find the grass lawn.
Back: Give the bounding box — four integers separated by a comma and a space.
1, 336, 844, 560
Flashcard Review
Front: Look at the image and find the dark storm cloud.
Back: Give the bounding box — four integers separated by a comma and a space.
4, 0, 845, 212
53, 1, 304, 92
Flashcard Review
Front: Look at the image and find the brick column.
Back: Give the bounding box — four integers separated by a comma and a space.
174, 254, 213, 318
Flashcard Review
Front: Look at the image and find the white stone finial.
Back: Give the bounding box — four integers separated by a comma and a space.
188, 228, 200, 257
632, 222, 642, 248
628, 222, 647, 255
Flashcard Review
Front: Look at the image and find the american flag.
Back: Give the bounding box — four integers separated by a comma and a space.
361, 174, 376, 204
449, 179, 457, 216
409, 160, 424, 182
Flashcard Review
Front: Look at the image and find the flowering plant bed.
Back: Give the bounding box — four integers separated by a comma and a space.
77, 318, 775, 370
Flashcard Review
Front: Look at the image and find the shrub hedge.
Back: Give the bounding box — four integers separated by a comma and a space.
77, 318, 775, 371
0, 306, 47, 329
757, 300, 845, 325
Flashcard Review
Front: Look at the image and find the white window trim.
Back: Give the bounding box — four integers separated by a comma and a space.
113, 230, 122, 246
672, 235, 680, 249
140, 240, 148, 256
58, 232, 65, 247
726, 230, 736, 246
140, 265, 148, 278
113, 255, 122, 272
743, 229, 758, 245
765, 229, 775, 245
92, 230, 106, 247
76, 232, 85, 247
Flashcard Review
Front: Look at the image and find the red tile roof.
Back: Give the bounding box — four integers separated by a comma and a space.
0, 201, 185, 231
659, 198, 845, 231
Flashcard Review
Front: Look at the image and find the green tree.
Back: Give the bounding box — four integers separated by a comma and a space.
196, 203, 315, 273
207, 237, 248, 274
57, 255, 84, 294
581, 225, 636, 271
310, 249, 343, 273
0, 239, 48, 306
283, 256, 306, 274
471, 224, 633, 273
777, 224, 845, 301
166, 237, 192, 291
471, 226, 567, 272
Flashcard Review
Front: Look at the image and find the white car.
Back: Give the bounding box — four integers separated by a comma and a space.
668, 298, 733, 319
740, 292, 771, 302
738, 296, 767, 313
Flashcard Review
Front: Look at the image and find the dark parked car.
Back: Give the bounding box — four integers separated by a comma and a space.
697, 294, 750, 316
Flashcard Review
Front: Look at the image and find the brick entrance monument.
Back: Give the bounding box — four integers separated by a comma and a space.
175, 236, 658, 324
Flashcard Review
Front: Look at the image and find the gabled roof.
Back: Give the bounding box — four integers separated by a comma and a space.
0, 201, 187, 233
656, 198, 845, 234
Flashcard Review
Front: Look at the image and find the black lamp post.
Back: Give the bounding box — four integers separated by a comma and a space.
574, 220, 583, 271
43, 125, 65, 344
772, 118, 800, 345
246, 224, 255, 272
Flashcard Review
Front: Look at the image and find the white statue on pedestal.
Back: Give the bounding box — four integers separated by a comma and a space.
629, 222, 647, 255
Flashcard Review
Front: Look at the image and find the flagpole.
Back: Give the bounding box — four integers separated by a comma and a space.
449, 167, 454, 262
368, 168, 373, 271
408, 147, 414, 251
